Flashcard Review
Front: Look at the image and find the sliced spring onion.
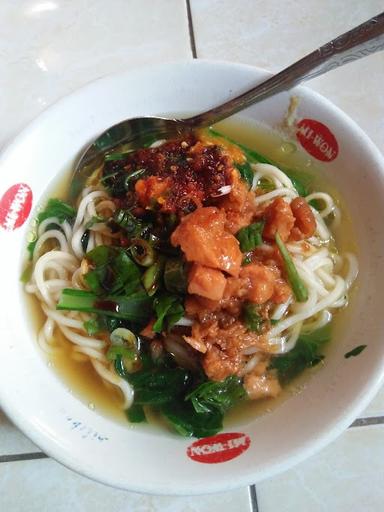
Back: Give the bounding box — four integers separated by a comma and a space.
124, 168, 146, 189
275, 232, 308, 302
108, 328, 140, 372
113, 209, 143, 236
130, 239, 156, 267
142, 260, 163, 296
104, 151, 133, 162
110, 327, 137, 346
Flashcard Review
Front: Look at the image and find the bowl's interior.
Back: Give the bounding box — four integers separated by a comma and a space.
0, 60, 384, 495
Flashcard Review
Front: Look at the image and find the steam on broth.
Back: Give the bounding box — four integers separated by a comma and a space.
23, 120, 358, 437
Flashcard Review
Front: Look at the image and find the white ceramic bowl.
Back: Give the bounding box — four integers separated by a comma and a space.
0, 61, 384, 495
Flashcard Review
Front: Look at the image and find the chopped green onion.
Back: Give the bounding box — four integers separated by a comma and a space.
235, 161, 253, 189
130, 239, 155, 267
110, 327, 137, 347
124, 168, 147, 190
104, 151, 133, 162
113, 209, 143, 236
275, 232, 308, 302
142, 260, 163, 296
108, 328, 140, 372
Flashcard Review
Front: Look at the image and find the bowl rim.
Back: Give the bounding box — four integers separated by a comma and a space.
1, 59, 384, 495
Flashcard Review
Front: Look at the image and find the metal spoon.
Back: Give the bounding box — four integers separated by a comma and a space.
70, 11, 384, 197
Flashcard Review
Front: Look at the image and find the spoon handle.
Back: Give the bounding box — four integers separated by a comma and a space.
186, 11, 384, 128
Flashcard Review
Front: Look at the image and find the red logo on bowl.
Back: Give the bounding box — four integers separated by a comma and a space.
0, 183, 33, 231
296, 119, 339, 162
187, 432, 250, 464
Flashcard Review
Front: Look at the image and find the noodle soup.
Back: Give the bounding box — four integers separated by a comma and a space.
23, 121, 358, 437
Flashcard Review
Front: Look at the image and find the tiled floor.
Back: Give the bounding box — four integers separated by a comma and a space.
1, 1, 384, 511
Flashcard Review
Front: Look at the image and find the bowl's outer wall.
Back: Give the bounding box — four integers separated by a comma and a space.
0, 61, 384, 495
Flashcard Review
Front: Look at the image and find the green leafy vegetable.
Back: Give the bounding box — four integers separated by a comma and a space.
163, 258, 187, 294
36, 198, 76, 224
236, 222, 264, 252
126, 404, 146, 423
57, 288, 152, 323
243, 303, 264, 333
26, 198, 76, 259
84, 246, 141, 296
152, 293, 184, 333
275, 232, 308, 302
186, 376, 246, 415
161, 401, 223, 438
235, 161, 253, 189
344, 345, 367, 359
116, 358, 191, 405
270, 324, 331, 384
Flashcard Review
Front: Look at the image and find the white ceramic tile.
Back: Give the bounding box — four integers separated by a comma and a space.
190, 0, 384, 152
0, 409, 40, 455
0, 0, 191, 149
257, 426, 384, 512
0, 457, 252, 512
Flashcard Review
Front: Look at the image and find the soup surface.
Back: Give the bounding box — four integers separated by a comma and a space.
23, 119, 358, 436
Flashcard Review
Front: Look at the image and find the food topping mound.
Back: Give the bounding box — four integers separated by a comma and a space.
26, 127, 356, 439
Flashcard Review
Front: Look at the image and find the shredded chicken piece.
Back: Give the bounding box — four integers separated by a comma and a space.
263, 197, 295, 242
289, 197, 316, 241
171, 206, 242, 277
188, 264, 227, 301
218, 169, 257, 234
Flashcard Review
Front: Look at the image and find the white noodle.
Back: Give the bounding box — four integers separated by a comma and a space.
305, 192, 335, 219
254, 188, 297, 204
251, 163, 296, 190
25, 159, 359, 413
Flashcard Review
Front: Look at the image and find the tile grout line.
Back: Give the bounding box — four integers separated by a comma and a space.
185, 0, 197, 58
249, 484, 260, 512
0, 452, 48, 463
349, 416, 384, 428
